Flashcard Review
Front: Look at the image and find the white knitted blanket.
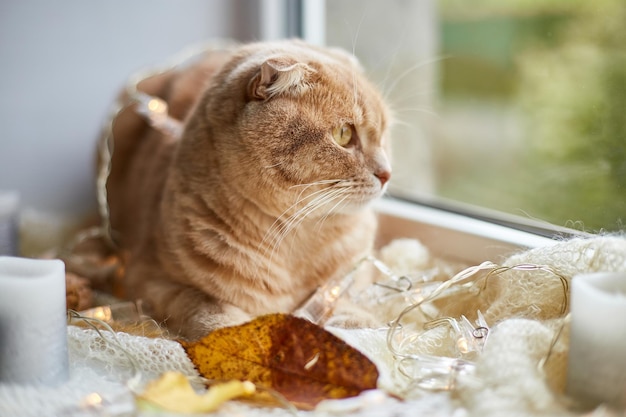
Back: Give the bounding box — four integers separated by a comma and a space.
1, 236, 625, 417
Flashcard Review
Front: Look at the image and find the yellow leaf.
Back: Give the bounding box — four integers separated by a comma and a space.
181, 313, 379, 409
137, 371, 255, 413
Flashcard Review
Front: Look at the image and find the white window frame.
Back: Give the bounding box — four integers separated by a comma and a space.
261, 0, 325, 45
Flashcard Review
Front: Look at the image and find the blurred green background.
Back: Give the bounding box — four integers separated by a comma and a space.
436, 0, 625, 232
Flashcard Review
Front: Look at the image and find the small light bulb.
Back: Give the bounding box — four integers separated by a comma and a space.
91, 306, 112, 322
329, 285, 341, 298
456, 337, 469, 354
147, 98, 167, 114
81, 392, 103, 408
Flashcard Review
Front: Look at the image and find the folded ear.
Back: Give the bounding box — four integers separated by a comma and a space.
248, 58, 314, 100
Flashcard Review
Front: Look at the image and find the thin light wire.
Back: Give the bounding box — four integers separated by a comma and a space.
94, 39, 238, 252
67, 310, 143, 391
96, 102, 124, 250
385, 261, 570, 380
538, 313, 571, 372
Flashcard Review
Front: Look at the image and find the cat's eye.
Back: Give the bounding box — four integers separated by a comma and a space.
332, 124, 353, 147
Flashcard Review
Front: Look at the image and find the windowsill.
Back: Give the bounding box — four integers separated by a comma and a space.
374, 197, 558, 264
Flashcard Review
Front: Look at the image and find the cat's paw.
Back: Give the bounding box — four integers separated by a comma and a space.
182, 303, 252, 341
325, 299, 382, 329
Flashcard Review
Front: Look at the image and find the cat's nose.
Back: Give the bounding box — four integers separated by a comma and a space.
375, 169, 391, 186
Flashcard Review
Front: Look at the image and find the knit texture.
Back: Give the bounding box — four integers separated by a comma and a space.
1, 235, 625, 417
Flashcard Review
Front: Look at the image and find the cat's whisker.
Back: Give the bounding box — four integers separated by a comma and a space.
307, 187, 354, 225
282, 188, 348, 260
278, 187, 346, 242
389, 88, 438, 107
289, 179, 344, 191
392, 106, 440, 118
269, 186, 348, 250
289, 179, 346, 208
377, 23, 412, 96
350, 11, 367, 111
261, 186, 339, 258
314, 191, 351, 233
390, 118, 413, 129
262, 186, 348, 278
391, 109, 442, 130
382, 55, 450, 102
291, 184, 343, 216
352, 75, 359, 115
300, 189, 349, 235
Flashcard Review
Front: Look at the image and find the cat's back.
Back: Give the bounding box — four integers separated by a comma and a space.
106, 48, 234, 249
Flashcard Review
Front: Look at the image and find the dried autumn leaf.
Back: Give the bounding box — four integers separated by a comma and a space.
181, 313, 379, 409
137, 371, 255, 413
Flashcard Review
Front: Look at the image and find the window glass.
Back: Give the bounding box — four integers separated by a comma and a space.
326, 0, 625, 233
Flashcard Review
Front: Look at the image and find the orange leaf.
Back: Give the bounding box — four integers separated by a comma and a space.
181, 313, 379, 409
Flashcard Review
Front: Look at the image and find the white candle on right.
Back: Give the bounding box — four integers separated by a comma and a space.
567, 271, 626, 410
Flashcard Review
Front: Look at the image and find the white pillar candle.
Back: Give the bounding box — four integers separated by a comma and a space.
567, 271, 626, 410
0, 256, 69, 385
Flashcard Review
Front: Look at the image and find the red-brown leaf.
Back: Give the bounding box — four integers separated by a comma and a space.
181, 313, 379, 409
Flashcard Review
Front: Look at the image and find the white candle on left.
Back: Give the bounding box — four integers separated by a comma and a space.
0, 256, 69, 385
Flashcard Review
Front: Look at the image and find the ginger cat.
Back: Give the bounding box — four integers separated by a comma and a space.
106, 40, 391, 340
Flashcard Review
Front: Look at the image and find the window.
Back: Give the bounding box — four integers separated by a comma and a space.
2, 0, 623, 253
321, 0, 625, 233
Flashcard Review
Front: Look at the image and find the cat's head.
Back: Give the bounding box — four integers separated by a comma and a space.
183, 40, 392, 219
